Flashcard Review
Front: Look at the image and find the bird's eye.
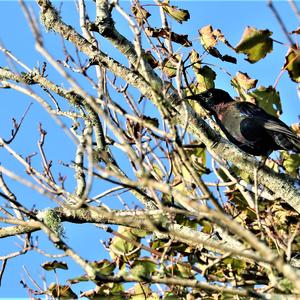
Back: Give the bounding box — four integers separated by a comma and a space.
208, 92, 213, 97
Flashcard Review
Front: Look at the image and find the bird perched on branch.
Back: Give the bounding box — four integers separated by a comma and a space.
187, 88, 300, 156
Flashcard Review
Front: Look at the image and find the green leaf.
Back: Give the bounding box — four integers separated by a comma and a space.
230, 165, 252, 183
199, 219, 213, 234
131, 283, 160, 300
131, 258, 157, 280
133, 283, 152, 296
131, 228, 149, 238
175, 214, 197, 229
150, 238, 186, 257
167, 262, 193, 279
284, 47, 300, 83
91, 259, 116, 276
163, 293, 181, 300
162, 55, 179, 78
223, 258, 247, 273
109, 226, 141, 260
80, 283, 125, 299
41, 260, 68, 271
161, 1, 190, 23
249, 86, 282, 117
235, 26, 273, 63
195, 65, 216, 91
190, 50, 216, 91
281, 151, 300, 177
48, 283, 77, 299
278, 278, 293, 293
99, 282, 124, 295
176, 262, 192, 278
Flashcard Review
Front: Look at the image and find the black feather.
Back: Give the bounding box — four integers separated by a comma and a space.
187, 88, 300, 156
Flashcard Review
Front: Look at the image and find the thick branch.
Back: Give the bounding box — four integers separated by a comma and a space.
0, 207, 287, 265
0, 208, 259, 261
0, 221, 40, 237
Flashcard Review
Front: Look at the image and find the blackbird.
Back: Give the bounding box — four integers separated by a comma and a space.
187, 88, 300, 156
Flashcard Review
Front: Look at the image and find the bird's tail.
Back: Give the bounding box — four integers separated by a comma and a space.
264, 121, 300, 153
273, 132, 300, 153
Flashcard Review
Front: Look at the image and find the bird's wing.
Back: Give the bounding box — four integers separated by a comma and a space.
238, 102, 296, 134
237, 102, 300, 145
263, 120, 299, 139
237, 101, 279, 120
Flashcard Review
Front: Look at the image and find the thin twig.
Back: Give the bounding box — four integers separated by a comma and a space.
268, 0, 294, 45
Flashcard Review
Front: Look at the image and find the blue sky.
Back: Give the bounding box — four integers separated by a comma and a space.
0, 0, 299, 297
